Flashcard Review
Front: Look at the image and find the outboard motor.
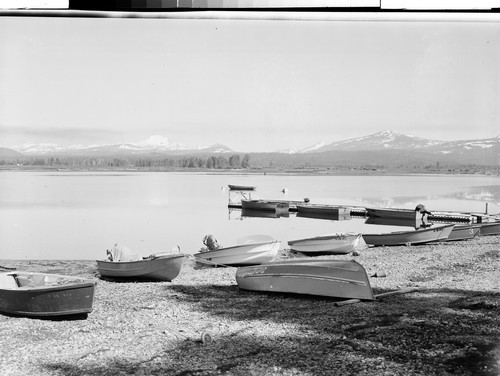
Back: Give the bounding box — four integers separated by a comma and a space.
203, 235, 222, 251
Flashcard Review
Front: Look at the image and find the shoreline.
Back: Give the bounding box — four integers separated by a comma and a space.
1, 237, 499, 376
1, 166, 498, 178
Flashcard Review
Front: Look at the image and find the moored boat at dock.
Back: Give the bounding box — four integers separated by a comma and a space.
296, 204, 351, 219
241, 208, 289, 219
241, 199, 290, 212
228, 184, 256, 191
365, 207, 418, 220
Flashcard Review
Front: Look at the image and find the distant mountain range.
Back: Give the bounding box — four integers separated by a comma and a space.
9, 135, 234, 156
0, 147, 23, 158
3, 131, 500, 166
278, 130, 500, 154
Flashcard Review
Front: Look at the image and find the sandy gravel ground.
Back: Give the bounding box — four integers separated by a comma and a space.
1, 235, 499, 376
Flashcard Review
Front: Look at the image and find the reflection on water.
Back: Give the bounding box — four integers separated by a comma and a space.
446, 185, 500, 202
296, 212, 352, 221
360, 184, 500, 213
1, 172, 499, 260
240, 208, 290, 219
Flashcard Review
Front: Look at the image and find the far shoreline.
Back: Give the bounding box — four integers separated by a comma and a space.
0, 166, 498, 177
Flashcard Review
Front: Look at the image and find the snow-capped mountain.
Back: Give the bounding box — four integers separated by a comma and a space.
298, 141, 329, 153
12, 135, 233, 155
6, 131, 500, 166
307, 130, 445, 153
426, 137, 500, 154
290, 131, 500, 165
274, 142, 328, 154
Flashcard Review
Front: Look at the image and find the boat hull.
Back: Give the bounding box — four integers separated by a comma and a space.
241, 208, 289, 219
96, 254, 186, 281
297, 211, 351, 221
236, 259, 374, 300
366, 207, 418, 220
194, 241, 280, 266
477, 221, 500, 236
241, 199, 289, 212
288, 234, 364, 255
0, 272, 96, 317
365, 216, 418, 227
296, 204, 351, 219
362, 224, 455, 246
228, 184, 255, 191
444, 224, 480, 241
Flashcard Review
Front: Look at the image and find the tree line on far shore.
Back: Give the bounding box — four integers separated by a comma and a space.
0, 154, 252, 169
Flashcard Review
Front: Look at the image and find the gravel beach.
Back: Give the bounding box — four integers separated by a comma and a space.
1, 235, 499, 376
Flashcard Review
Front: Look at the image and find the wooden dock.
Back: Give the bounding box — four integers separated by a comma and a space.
228, 200, 489, 223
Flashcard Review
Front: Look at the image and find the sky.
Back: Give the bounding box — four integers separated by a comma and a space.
0, 12, 499, 152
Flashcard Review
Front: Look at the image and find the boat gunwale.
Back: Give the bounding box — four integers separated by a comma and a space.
96, 254, 186, 266
4, 307, 94, 317
0, 272, 96, 291
0, 281, 96, 292
238, 272, 369, 286
362, 223, 454, 237
288, 233, 359, 245
238, 259, 365, 270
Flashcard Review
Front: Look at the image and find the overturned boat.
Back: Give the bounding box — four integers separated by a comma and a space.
0, 272, 96, 318
236, 259, 374, 300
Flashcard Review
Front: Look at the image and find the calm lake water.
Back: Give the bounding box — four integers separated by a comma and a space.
1, 171, 499, 260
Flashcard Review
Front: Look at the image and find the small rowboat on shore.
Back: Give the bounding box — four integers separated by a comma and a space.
443, 224, 480, 242
287, 233, 366, 256
476, 221, 500, 236
194, 238, 281, 267
362, 224, 455, 246
0, 272, 96, 318
236, 259, 375, 301
96, 253, 186, 282
241, 199, 289, 212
